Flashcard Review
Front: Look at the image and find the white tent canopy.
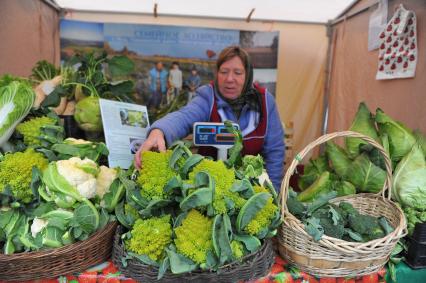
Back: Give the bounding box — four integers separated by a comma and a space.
55, 0, 354, 23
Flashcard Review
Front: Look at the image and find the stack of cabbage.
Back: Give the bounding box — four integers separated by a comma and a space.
116, 142, 280, 279
295, 102, 426, 235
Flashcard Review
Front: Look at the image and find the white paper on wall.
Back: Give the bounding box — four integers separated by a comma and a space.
376, 4, 417, 80
368, 0, 388, 51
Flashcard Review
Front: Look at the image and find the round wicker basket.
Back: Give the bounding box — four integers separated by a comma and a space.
278, 131, 407, 277
112, 225, 274, 283
0, 221, 118, 281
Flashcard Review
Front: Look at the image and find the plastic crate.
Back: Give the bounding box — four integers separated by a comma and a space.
405, 223, 426, 269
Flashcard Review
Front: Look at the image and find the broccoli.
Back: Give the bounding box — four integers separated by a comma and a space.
338, 201, 359, 224
347, 213, 385, 241
311, 204, 345, 239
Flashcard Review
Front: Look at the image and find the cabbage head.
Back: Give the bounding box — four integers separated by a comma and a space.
74, 96, 102, 132
345, 154, 386, 193
0, 81, 35, 146
345, 102, 379, 158
393, 144, 426, 209
326, 141, 351, 178
298, 155, 330, 190
375, 108, 416, 163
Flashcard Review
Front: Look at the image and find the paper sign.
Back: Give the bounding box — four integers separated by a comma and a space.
99, 99, 150, 168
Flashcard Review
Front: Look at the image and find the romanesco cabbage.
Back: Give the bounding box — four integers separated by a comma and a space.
231, 240, 244, 259
16, 116, 56, 145
174, 210, 213, 264
245, 186, 279, 236
126, 215, 172, 261
189, 159, 246, 214
137, 151, 176, 200
0, 148, 48, 202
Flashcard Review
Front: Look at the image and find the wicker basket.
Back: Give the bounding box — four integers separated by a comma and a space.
112, 225, 274, 283
278, 131, 407, 277
0, 221, 118, 281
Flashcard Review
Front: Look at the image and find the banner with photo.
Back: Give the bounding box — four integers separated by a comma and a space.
60, 19, 279, 121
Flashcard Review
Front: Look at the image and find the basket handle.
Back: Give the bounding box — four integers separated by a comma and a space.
280, 131, 393, 217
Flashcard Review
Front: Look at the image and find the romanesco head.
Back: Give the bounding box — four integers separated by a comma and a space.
245, 186, 279, 236
231, 240, 244, 259
174, 209, 213, 264
0, 148, 48, 203
16, 116, 56, 145
137, 150, 176, 201
189, 159, 245, 214
126, 215, 172, 262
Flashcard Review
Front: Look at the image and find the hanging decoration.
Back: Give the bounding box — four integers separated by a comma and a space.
376, 4, 417, 80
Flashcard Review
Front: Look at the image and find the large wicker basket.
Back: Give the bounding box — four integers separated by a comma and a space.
0, 221, 117, 281
112, 225, 274, 283
278, 131, 407, 277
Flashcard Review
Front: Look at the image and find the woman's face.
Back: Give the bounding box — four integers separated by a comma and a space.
217, 56, 246, 100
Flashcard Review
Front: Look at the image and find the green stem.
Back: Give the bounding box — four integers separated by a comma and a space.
62, 82, 99, 98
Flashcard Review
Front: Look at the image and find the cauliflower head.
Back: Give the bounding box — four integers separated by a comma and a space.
56, 157, 99, 199
16, 116, 56, 145
137, 150, 176, 200
96, 165, 118, 198
189, 159, 245, 214
0, 148, 48, 203
126, 215, 172, 261
30, 217, 48, 237
174, 209, 213, 264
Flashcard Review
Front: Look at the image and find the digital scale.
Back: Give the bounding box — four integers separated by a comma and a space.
193, 122, 239, 160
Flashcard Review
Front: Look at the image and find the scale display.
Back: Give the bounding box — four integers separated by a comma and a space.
193, 122, 239, 146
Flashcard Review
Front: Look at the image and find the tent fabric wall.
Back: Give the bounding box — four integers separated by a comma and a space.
327, 0, 426, 135
0, 0, 60, 77
63, 11, 329, 156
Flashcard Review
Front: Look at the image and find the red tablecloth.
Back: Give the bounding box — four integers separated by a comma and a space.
0, 255, 387, 283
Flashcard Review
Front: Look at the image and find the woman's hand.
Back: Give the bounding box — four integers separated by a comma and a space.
134, 129, 166, 169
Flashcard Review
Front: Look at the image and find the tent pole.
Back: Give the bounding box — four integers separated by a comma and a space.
321, 20, 338, 138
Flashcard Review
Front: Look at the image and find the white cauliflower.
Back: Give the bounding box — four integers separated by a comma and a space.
64, 137, 92, 145
96, 166, 118, 198
56, 157, 99, 199
31, 217, 48, 237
